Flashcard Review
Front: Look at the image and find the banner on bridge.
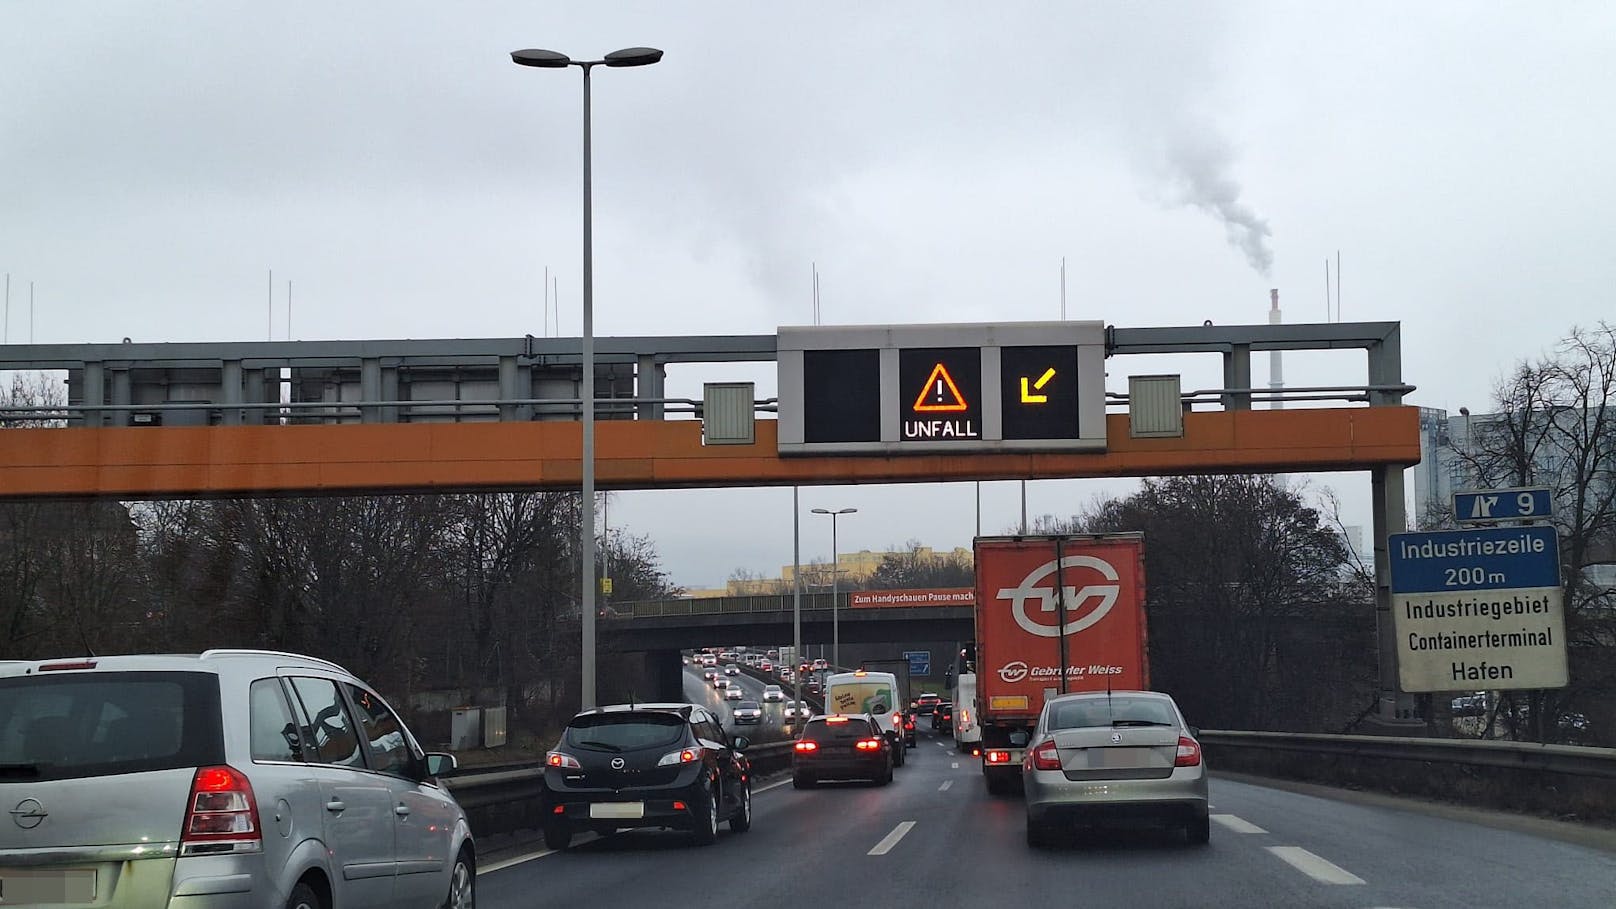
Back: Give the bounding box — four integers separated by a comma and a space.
849, 588, 974, 608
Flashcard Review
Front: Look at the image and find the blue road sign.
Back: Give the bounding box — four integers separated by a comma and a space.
1388, 526, 1560, 593
1453, 486, 1553, 524
904, 650, 931, 676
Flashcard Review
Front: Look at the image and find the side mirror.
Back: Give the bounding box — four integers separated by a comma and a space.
424, 752, 458, 777
1008, 730, 1030, 747
732, 736, 750, 752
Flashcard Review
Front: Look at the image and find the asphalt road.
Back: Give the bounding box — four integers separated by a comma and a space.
478, 724, 1616, 909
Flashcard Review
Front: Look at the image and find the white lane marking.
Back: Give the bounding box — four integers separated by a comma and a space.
1211, 814, 1267, 834
938, 780, 953, 791
1266, 846, 1366, 885
868, 821, 917, 855
482, 832, 600, 874
754, 777, 793, 795
951, 762, 959, 769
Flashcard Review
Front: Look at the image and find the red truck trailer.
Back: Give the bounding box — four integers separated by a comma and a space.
972, 533, 1149, 794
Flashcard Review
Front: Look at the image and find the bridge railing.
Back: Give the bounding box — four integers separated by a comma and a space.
614, 593, 844, 618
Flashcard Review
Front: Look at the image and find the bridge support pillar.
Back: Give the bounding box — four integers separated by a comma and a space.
636, 355, 665, 421
1221, 344, 1252, 410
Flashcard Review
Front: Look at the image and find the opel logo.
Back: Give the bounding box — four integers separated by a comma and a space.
610, 757, 626, 770
11, 798, 47, 829
1110, 732, 1123, 745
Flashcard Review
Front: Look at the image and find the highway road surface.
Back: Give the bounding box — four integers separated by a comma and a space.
476, 718, 1616, 909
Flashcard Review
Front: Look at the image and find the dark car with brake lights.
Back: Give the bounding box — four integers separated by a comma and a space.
542, 703, 752, 849
915, 692, 943, 715
792, 714, 894, 788
932, 701, 954, 731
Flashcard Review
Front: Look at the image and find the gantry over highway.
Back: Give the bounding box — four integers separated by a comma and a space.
0, 320, 1416, 498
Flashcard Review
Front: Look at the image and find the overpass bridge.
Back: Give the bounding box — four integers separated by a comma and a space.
600, 593, 972, 700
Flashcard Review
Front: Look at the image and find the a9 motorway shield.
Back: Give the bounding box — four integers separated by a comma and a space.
1388, 526, 1566, 692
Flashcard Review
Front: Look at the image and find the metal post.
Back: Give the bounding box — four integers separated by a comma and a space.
1020, 480, 1028, 533
792, 486, 802, 718
580, 63, 598, 709
831, 513, 840, 669
975, 481, 981, 536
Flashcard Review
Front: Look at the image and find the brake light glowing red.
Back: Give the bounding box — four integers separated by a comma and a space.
673, 800, 688, 811
794, 741, 818, 752
826, 716, 848, 724
985, 749, 1012, 764
1174, 736, 1202, 767
547, 752, 582, 769
1031, 740, 1061, 771
182, 765, 260, 846
855, 738, 883, 751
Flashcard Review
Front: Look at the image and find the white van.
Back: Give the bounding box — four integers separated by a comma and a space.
952, 671, 981, 753
823, 670, 907, 767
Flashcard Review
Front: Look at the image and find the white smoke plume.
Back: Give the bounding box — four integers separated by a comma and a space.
1165, 133, 1274, 277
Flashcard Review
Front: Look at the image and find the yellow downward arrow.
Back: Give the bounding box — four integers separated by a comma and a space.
1019, 367, 1056, 403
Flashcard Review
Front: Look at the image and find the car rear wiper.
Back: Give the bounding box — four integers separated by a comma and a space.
574, 740, 623, 752
0, 763, 42, 779
1111, 719, 1172, 727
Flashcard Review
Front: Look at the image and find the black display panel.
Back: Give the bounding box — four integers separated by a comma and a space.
1000, 345, 1080, 440
897, 347, 981, 442
803, 348, 881, 443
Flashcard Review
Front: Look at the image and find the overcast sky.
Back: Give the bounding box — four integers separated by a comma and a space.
4, 3, 1614, 588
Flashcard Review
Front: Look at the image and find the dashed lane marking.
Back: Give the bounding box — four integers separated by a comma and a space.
482, 832, 600, 874
951, 762, 959, 769
1265, 846, 1366, 885
1211, 814, 1267, 834
939, 780, 953, 791
868, 821, 917, 855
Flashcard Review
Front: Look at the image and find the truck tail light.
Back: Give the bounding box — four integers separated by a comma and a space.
181, 766, 261, 853
1031, 740, 1061, 771
984, 749, 1012, 764
1174, 736, 1202, 767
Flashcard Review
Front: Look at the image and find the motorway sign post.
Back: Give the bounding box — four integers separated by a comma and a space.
1388, 526, 1567, 692
1453, 486, 1553, 524
904, 650, 931, 677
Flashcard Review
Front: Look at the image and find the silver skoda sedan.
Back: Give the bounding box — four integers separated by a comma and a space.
1022, 690, 1209, 847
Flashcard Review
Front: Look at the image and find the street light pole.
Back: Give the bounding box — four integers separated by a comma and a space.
512, 45, 662, 710
811, 507, 857, 669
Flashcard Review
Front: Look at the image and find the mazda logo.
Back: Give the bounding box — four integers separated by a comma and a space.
610, 757, 625, 770
11, 798, 46, 830
996, 555, 1122, 638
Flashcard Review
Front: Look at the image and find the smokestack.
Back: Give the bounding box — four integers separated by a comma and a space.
1268, 288, 1284, 409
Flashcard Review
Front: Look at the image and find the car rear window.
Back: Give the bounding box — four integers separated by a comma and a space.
1048, 697, 1177, 730
565, 713, 686, 751
0, 671, 224, 782
737, 701, 759, 710
803, 717, 876, 741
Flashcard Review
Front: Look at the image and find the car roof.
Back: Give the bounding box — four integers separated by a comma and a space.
1045, 689, 1170, 704
571, 702, 695, 720
0, 649, 352, 679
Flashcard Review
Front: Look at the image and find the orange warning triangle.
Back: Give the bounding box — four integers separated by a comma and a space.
912, 363, 969, 412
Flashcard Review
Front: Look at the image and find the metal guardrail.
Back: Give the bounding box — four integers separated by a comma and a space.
1200, 730, 1616, 780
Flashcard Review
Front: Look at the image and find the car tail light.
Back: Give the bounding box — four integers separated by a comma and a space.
794, 740, 818, 753
658, 747, 704, 767
984, 749, 1012, 764
672, 800, 688, 811
546, 751, 582, 769
959, 709, 969, 726
39, 660, 97, 671
1175, 736, 1202, 767
1031, 740, 1061, 771
182, 766, 261, 851
826, 716, 848, 724
855, 738, 883, 751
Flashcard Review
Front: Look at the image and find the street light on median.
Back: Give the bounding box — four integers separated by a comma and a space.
811, 507, 857, 669
511, 44, 663, 710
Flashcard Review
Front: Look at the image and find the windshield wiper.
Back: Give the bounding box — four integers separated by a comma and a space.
0, 763, 42, 779
1111, 719, 1172, 727
574, 740, 623, 752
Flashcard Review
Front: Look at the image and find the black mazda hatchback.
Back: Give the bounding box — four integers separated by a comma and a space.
542, 703, 753, 849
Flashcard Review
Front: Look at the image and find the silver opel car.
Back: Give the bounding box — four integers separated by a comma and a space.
0, 650, 474, 908
1022, 690, 1209, 847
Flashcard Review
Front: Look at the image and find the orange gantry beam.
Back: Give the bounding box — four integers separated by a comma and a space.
0, 406, 1420, 499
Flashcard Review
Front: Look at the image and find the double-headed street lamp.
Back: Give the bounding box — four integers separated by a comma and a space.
811, 507, 857, 669
511, 45, 662, 710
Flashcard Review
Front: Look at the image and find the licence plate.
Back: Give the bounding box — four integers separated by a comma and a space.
0, 868, 98, 904
1071, 747, 1152, 769
589, 802, 645, 819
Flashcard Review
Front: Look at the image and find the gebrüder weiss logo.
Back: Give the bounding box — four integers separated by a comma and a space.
995, 555, 1121, 638
997, 661, 1029, 683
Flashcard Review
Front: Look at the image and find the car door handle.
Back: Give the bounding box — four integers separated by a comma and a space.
395, 804, 411, 818
325, 799, 346, 813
